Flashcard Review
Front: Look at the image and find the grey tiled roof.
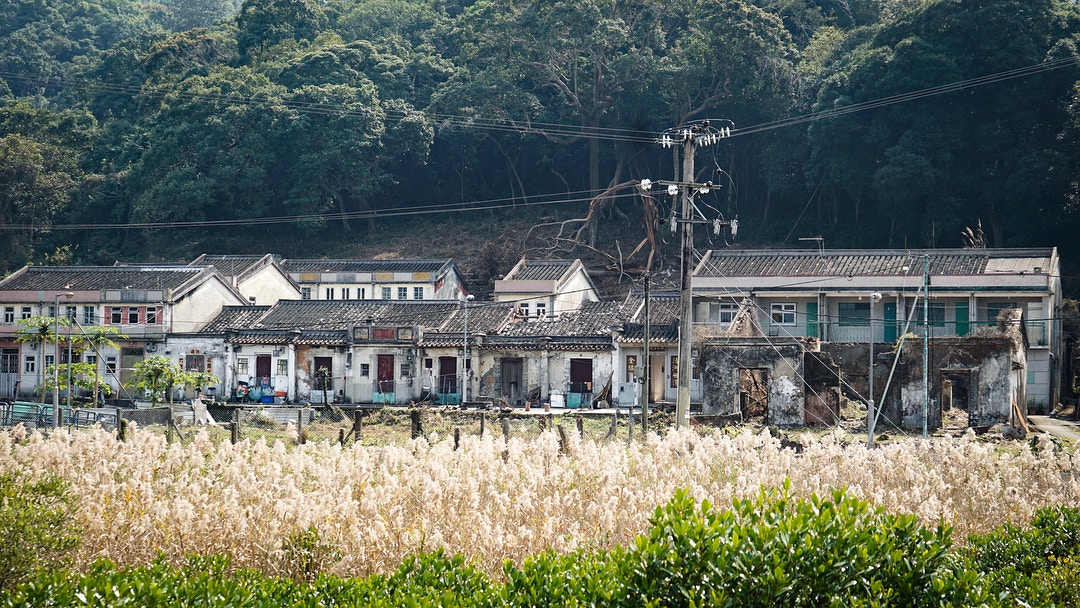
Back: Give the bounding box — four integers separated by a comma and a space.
696, 248, 1057, 278
619, 292, 682, 344
509, 259, 576, 281
200, 306, 271, 333
0, 266, 206, 291
190, 255, 266, 277
281, 259, 452, 274
501, 301, 623, 337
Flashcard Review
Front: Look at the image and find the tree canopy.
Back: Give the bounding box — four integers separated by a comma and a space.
0, 0, 1078, 287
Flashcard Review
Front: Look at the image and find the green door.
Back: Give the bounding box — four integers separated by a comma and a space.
806, 302, 818, 338
883, 302, 897, 342
955, 302, 969, 336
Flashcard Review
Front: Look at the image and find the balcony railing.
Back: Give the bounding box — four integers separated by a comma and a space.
692, 319, 1049, 346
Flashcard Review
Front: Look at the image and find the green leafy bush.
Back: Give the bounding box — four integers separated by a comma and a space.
0, 471, 80, 591
964, 505, 1080, 607
625, 482, 994, 608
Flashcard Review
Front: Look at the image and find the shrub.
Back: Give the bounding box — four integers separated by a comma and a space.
964, 505, 1080, 607
0, 471, 80, 591
625, 482, 995, 607
497, 548, 627, 607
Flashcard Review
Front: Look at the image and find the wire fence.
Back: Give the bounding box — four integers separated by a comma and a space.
0, 400, 677, 448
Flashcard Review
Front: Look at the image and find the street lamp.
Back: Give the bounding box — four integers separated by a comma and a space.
53, 291, 74, 428
461, 294, 475, 405
866, 292, 882, 448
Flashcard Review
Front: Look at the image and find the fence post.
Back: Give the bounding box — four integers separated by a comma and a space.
353, 409, 363, 444
116, 408, 126, 442
501, 418, 510, 443
479, 412, 486, 438
577, 416, 584, 440
557, 424, 569, 455
231, 408, 240, 445
547, 413, 554, 430
454, 427, 460, 451
411, 408, 422, 440
297, 408, 306, 445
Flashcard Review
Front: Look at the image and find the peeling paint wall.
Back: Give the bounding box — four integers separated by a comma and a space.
699, 339, 805, 426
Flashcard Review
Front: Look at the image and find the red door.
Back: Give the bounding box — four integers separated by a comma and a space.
438, 356, 457, 394
377, 354, 395, 393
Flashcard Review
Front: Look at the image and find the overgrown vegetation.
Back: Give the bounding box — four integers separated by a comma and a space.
0, 472, 80, 592
9, 488, 1079, 607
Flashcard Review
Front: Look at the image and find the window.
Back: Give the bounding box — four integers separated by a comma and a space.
66, 306, 77, 321
520, 303, 530, 318
301, 287, 312, 300
837, 302, 870, 326
413, 287, 424, 300
424, 358, 433, 369
325, 288, 335, 300
146, 306, 158, 324
105, 357, 117, 374
110, 307, 122, 324
2, 307, 12, 324
20, 306, 31, 319
83, 306, 96, 325
771, 303, 796, 325
986, 301, 1017, 324
237, 358, 250, 376
60, 350, 79, 365
397, 287, 407, 300
913, 302, 946, 327
24, 356, 35, 374
276, 359, 288, 375
127, 307, 139, 324
400, 362, 410, 377
45, 354, 54, 368
360, 363, 370, 377
710, 302, 738, 324
185, 354, 205, 372
359, 288, 365, 299
342, 288, 350, 300
535, 302, 547, 318
381, 287, 391, 300
86, 354, 97, 365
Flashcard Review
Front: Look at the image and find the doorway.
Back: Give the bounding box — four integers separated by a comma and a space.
568, 358, 593, 408
375, 354, 395, 403
0, 348, 17, 399
501, 358, 523, 407
941, 369, 972, 428
438, 356, 458, 403
739, 368, 769, 420
648, 354, 665, 402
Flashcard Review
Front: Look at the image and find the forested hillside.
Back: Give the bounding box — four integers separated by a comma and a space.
1, 0, 1079, 290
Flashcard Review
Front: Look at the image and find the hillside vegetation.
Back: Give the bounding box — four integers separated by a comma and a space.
1, 0, 1079, 283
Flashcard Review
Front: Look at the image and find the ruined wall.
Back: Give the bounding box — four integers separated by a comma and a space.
699, 339, 805, 426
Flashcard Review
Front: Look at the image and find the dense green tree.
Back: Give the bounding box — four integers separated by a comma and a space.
235, 0, 328, 61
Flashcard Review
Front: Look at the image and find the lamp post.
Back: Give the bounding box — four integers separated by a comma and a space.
53, 291, 74, 428
461, 294, 475, 405
866, 292, 882, 448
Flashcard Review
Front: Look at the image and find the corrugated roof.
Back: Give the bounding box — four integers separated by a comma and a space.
282, 259, 451, 274
0, 266, 205, 291
696, 248, 1056, 278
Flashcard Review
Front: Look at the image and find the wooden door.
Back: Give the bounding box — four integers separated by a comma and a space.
377, 354, 395, 393
501, 358, 523, 407
438, 356, 457, 394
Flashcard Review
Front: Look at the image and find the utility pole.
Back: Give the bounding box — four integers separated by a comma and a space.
922, 255, 930, 438
641, 273, 650, 433
642, 120, 735, 430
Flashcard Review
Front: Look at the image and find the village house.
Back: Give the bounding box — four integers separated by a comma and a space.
281, 258, 468, 302
0, 265, 247, 400
690, 248, 1058, 429
494, 258, 599, 320
188, 254, 300, 305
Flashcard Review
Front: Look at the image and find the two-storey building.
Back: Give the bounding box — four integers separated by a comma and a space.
281, 258, 468, 302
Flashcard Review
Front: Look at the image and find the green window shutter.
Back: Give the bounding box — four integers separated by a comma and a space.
883, 302, 897, 342
806, 302, 818, 338
955, 302, 969, 336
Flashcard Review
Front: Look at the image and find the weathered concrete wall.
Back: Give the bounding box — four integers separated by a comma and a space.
699, 339, 805, 426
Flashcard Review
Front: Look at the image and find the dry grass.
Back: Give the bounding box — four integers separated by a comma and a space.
1, 423, 1076, 580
